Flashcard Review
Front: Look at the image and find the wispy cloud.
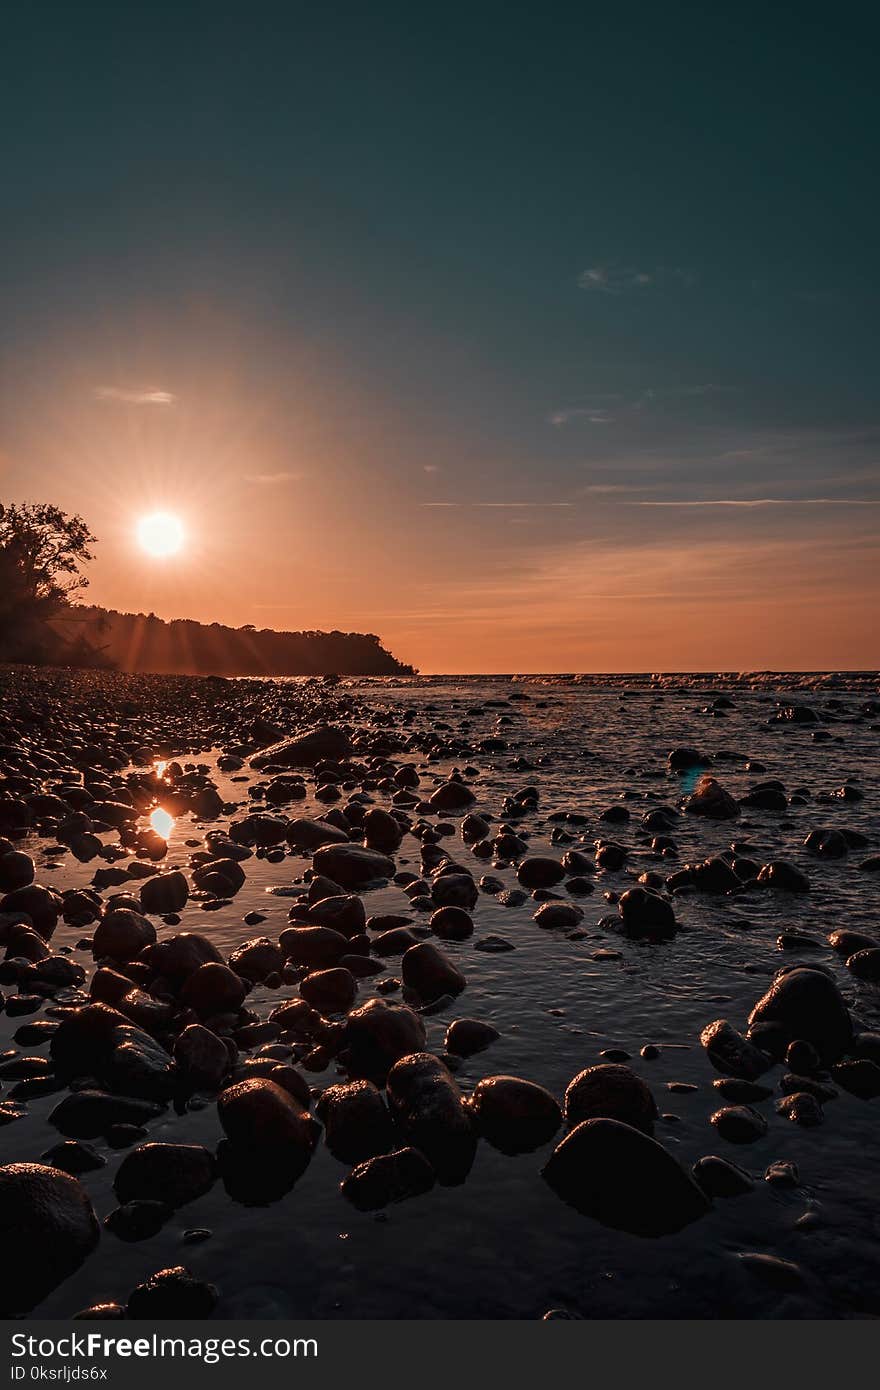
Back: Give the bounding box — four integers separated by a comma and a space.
549, 407, 616, 426
423, 464, 441, 473
94, 386, 176, 405
630, 497, 880, 508
422, 508, 572, 514
244, 471, 301, 485
577, 264, 698, 294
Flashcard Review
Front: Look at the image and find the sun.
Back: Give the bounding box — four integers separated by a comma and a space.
136, 512, 185, 557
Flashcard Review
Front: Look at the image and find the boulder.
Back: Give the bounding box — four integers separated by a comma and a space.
683, 777, 740, 820
92, 908, 156, 962
517, 857, 565, 890
617, 887, 676, 940
341, 998, 427, 1081
139, 871, 189, 915
402, 941, 466, 1003
126, 1266, 218, 1319
469, 1075, 561, 1153
251, 726, 352, 769
700, 1019, 771, 1081
564, 1064, 658, 1134
114, 1143, 215, 1208
341, 1146, 435, 1211
747, 966, 852, 1064
217, 1077, 319, 1153
0, 1163, 100, 1313
543, 1118, 711, 1235
312, 843, 395, 889
386, 1052, 475, 1182
316, 1080, 394, 1163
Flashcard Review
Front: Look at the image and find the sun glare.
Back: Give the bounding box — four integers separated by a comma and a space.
137, 512, 185, 558
149, 807, 175, 839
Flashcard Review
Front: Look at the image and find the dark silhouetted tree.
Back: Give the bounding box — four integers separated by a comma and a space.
0, 502, 98, 662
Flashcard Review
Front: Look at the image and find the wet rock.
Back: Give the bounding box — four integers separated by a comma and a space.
430, 905, 474, 940
429, 781, 476, 813
846, 948, 880, 982
49, 1002, 128, 1078
737, 1251, 806, 1291
371, 926, 420, 956
747, 966, 852, 1064
785, 1040, 821, 1075
341, 1146, 435, 1211
286, 817, 350, 850
217, 1077, 319, 1153
316, 1080, 394, 1163
305, 893, 367, 937
363, 807, 404, 852
700, 1020, 771, 1080
779, 1073, 837, 1101
41, 1140, 106, 1175
683, 777, 739, 819
341, 998, 427, 1081
92, 908, 156, 962
542, 1117, 710, 1235
181, 962, 248, 1017
765, 1159, 799, 1187
776, 1091, 823, 1126
173, 1024, 230, 1091
0, 1162, 100, 1313
668, 748, 711, 773
517, 857, 565, 890
564, 1063, 658, 1134
402, 941, 466, 1003
468, 1075, 561, 1153
104, 1025, 175, 1099
828, 929, 879, 956
126, 1265, 219, 1318
49, 1090, 164, 1139
312, 843, 395, 888
0, 884, 62, 937
474, 934, 515, 952
139, 871, 189, 915
300, 966, 357, 1014
445, 1018, 500, 1057
0, 850, 35, 892
617, 887, 676, 940
832, 1059, 880, 1099
757, 860, 810, 893
280, 924, 350, 967
252, 726, 352, 769
692, 1155, 755, 1198
534, 901, 584, 929
146, 932, 223, 982
228, 936, 284, 982
114, 1142, 216, 1208
710, 1105, 768, 1143
105, 1199, 171, 1241
430, 873, 478, 910
387, 1053, 475, 1182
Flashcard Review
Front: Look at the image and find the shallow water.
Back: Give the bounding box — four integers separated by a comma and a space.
6, 676, 880, 1319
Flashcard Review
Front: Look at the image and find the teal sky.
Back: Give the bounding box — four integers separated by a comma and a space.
1, 2, 878, 670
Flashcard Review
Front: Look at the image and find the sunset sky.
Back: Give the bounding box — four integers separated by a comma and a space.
2, 3, 878, 672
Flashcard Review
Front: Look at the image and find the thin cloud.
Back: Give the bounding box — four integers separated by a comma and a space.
577, 264, 697, 294
94, 386, 176, 405
630, 497, 880, 508
549, 407, 615, 426
423, 464, 441, 473
244, 471, 301, 485
422, 508, 572, 514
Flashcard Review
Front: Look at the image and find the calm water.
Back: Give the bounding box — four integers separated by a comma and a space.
6, 676, 880, 1318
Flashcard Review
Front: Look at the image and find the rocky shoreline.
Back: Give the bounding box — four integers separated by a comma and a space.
0, 666, 878, 1318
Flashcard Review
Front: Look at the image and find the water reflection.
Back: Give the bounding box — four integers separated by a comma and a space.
149, 806, 175, 839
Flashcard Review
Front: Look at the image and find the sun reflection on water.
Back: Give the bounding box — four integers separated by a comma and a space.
149, 806, 175, 839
